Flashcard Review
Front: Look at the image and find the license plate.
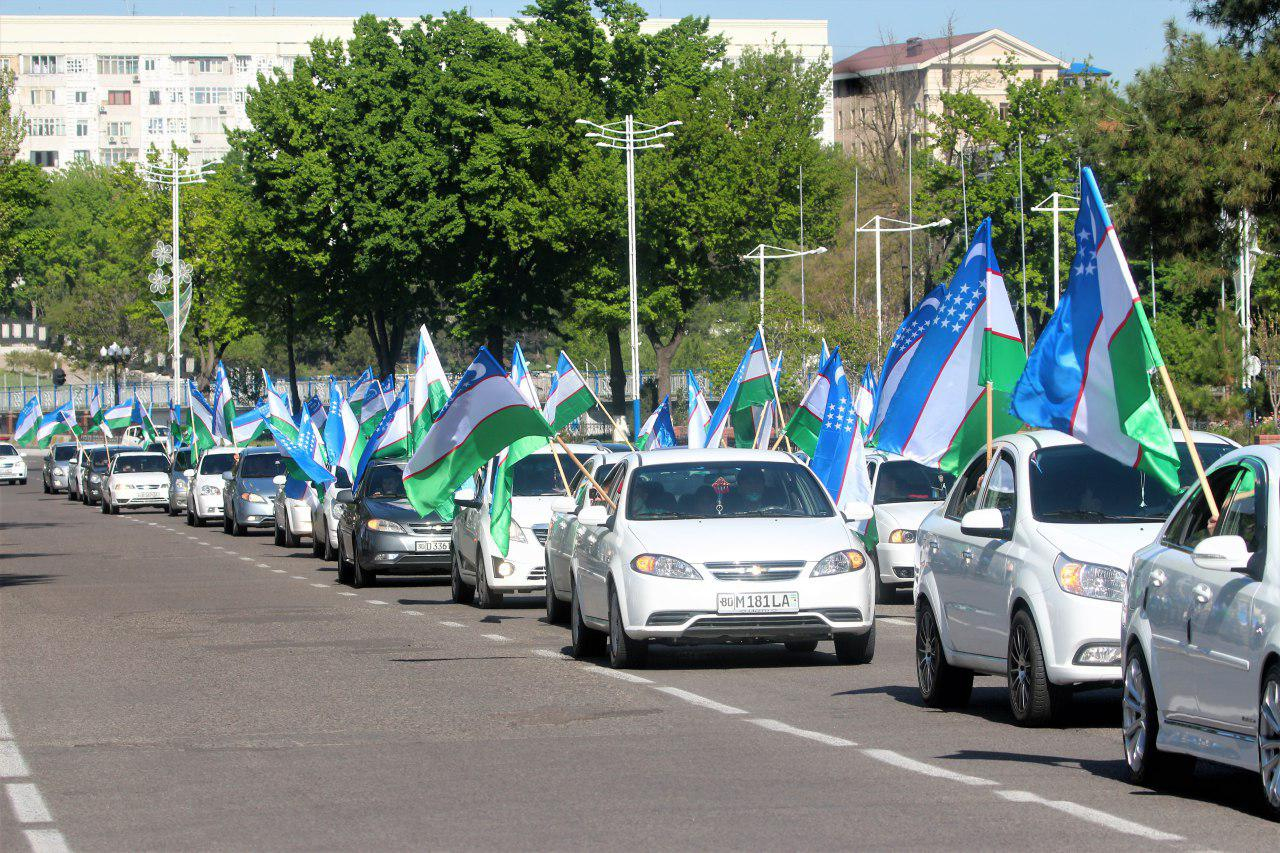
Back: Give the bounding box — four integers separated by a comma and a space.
716, 591, 799, 614
415, 539, 449, 552
140, 491, 163, 499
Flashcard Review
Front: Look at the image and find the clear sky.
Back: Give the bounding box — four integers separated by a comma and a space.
4, 0, 1209, 86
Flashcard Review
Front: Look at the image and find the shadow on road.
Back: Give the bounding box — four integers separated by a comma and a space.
0, 572, 56, 586
390, 655, 528, 664
834, 682, 1123, 730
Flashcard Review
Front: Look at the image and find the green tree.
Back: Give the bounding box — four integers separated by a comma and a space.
1191, 0, 1280, 50
0, 65, 49, 315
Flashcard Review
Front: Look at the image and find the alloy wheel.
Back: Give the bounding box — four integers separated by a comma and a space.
1009, 623, 1033, 718
1261, 676, 1280, 811
916, 609, 939, 696
1123, 656, 1149, 771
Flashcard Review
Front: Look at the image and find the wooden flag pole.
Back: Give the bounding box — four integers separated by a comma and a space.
985, 381, 994, 465
553, 434, 616, 511
582, 383, 636, 451
548, 437, 573, 498
1157, 364, 1219, 521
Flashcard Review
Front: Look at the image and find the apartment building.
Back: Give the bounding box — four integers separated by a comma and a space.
1, 15, 834, 169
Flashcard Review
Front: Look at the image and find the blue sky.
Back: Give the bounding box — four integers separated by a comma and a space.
7, 0, 1208, 85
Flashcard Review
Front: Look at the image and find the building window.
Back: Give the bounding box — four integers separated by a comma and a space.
191, 86, 231, 104
235, 56, 250, 73
0, 57, 11, 73
97, 55, 139, 75
99, 148, 137, 165
167, 117, 189, 134
27, 55, 59, 74
74, 91, 88, 104
73, 150, 91, 163
190, 115, 221, 133
144, 58, 157, 71
1033, 68, 1043, 82
147, 117, 165, 134
30, 151, 58, 167
106, 121, 132, 137
76, 119, 88, 137
107, 90, 131, 105
168, 89, 185, 103
196, 58, 225, 74
29, 89, 55, 105
999, 102, 1010, 121
27, 118, 64, 137
66, 57, 86, 74
148, 90, 161, 105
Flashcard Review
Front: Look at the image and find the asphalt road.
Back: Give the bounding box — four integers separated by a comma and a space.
2, 468, 1277, 851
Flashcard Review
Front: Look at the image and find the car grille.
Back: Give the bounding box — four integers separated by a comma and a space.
406, 521, 450, 535
689, 615, 827, 630
528, 567, 546, 582
532, 524, 549, 544
706, 560, 806, 582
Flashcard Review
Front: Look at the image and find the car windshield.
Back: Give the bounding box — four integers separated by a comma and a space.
90, 448, 113, 469
199, 454, 237, 475
239, 453, 284, 479
874, 461, 955, 504
1030, 441, 1236, 523
0, 445, 18, 457
507, 453, 585, 497
173, 449, 194, 470
626, 461, 834, 521
363, 465, 406, 501
53, 445, 76, 461
113, 455, 169, 474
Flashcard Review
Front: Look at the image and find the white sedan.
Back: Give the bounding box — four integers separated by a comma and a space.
861, 451, 955, 602
101, 452, 172, 514
184, 448, 239, 526
544, 451, 626, 623
0, 442, 28, 484
567, 448, 876, 668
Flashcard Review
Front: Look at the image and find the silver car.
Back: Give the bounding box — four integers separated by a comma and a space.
42, 442, 77, 494
165, 446, 197, 516
1123, 444, 1280, 818
310, 469, 353, 562
221, 446, 285, 536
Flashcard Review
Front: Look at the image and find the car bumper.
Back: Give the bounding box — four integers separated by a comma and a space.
49, 470, 68, 489
193, 494, 223, 517
1035, 591, 1124, 685
358, 531, 451, 575
232, 498, 273, 526
112, 493, 169, 506
487, 538, 546, 591
875, 542, 918, 584
0, 468, 26, 481
285, 504, 312, 535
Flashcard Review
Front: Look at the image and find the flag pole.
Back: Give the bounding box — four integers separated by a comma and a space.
1156, 364, 1219, 521
583, 384, 636, 450
553, 435, 615, 510
985, 381, 994, 465
548, 437, 573, 498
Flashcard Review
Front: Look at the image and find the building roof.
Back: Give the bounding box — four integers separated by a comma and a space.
833, 32, 984, 75
1061, 61, 1112, 77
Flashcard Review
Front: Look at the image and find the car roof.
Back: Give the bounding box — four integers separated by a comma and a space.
201, 447, 240, 456
1000, 428, 1236, 453
239, 445, 282, 455
628, 447, 798, 467
532, 443, 598, 455
114, 452, 167, 460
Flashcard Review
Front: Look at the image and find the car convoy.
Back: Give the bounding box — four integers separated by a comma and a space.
5, 430, 1277, 818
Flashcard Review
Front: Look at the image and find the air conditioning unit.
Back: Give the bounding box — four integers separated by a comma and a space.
108, 136, 117, 144
192, 135, 201, 143
98, 106, 107, 114
217, 106, 227, 114
132, 75, 140, 83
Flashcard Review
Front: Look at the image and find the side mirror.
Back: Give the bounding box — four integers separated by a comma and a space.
578, 505, 609, 527
551, 497, 577, 515
334, 488, 355, 505
183, 468, 195, 479
841, 501, 874, 523
1192, 535, 1251, 572
454, 497, 480, 510
454, 484, 476, 502
221, 471, 234, 482
272, 474, 287, 487
960, 507, 1009, 539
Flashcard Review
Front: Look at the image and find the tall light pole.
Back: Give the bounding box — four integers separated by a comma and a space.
741, 244, 828, 326
855, 215, 951, 353
1032, 192, 1080, 309
139, 149, 218, 410
577, 115, 681, 437
100, 342, 132, 403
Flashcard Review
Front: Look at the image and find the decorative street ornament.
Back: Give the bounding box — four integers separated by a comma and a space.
148, 267, 172, 294
152, 283, 193, 338
151, 240, 173, 266
175, 258, 193, 287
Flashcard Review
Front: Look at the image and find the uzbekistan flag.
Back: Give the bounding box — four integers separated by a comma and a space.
411, 325, 452, 448
354, 380, 411, 485
13, 396, 41, 446
638, 395, 677, 450
323, 379, 360, 479
232, 404, 268, 446
875, 219, 1026, 474
261, 369, 299, 442
542, 352, 595, 432
100, 400, 134, 433
273, 402, 335, 488
490, 343, 551, 555
784, 346, 837, 457
809, 350, 873, 509
187, 380, 217, 452
868, 284, 945, 441
705, 328, 776, 449
37, 400, 76, 447
686, 371, 712, 449
402, 347, 553, 520
347, 368, 374, 419
211, 361, 236, 445
854, 363, 878, 437
1012, 167, 1180, 492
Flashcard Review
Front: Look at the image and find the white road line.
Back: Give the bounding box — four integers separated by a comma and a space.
481, 633, 510, 642
290, 576, 307, 580
880, 617, 915, 627
861, 748, 996, 787
338, 592, 358, 597
439, 621, 466, 628
23, 828, 71, 853
748, 718, 857, 747
6, 782, 52, 823
0, 741, 31, 777
581, 664, 651, 684
651, 685, 746, 715
240, 557, 253, 562
403, 610, 423, 616
311, 583, 329, 588
996, 789, 1183, 842
532, 649, 570, 660
365, 599, 387, 605
271, 569, 286, 574
0, 709, 12, 739
257, 563, 270, 568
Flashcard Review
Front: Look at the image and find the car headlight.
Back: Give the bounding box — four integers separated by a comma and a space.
89, 474, 101, 483
366, 518, 409, 534
509, 520, 528, 543
175, 479, 188, 491
115, 482, 133, 491
631, 554, 701, 580
240, 492, 268, 504
1054, 554, 1125, 602
812, 549, 867, 577
888, 529, 916, 544
201, 485, 220, 496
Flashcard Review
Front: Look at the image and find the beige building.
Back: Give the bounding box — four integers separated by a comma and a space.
831, 28, 1065, 158
0, 15, 834, 170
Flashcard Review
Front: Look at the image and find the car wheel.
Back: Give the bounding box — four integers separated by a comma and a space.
545, 570, 569, 625
19, 478, 26, 485
231, 514, 244, 536
834, 626, 875, 664
273, 520, 284, 546
42, 480, 49, 494
607, 585, 647, 669
336, 535, 354, 585
570, 581, 605, 660
1007, 610, 1065, 726
474, 555, 503, 609
66, 486, 76, 501
450, 548, 474, 604
109, 501, 119, 515
222, 513, 232, 534
784, 640, 819, 654
322, 532, 337, 562
1123, 647, 1194, 787
916, 601, 973, 707
351, 544, 375, 588
101, 496, 110, 514
1259, 662, 1280, 818
283, 523, 299, 548
311, 523, 325, 557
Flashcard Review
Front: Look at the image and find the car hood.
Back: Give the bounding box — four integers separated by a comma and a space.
366, 498, 437, 524
875, 501, 940, 532
238, 477, 276, 494
1035, 522, 1163, 570
510, 496, 561, 529
628, 517, 855, 564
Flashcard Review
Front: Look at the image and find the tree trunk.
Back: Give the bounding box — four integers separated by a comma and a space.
486, 324, 504, 364
285, 314, 301, 413
366, 310, 396, 378
606, 325, 626, 408
645, 326, 685, 404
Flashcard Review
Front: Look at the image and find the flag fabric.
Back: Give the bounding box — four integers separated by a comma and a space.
270, 401, 335, 488
706, 329, 775, 449
323, 380, 360, 479
187, 381, 217, 452
37, 400, 76, 447
1011, 167, 1180, 492
347, 368, 374, 418
261, 370, 298, 442
354, 380, 411, 485
638, 395, 677, 450
869, 284, 946, 441
232, 403, 268, 446
490, 344, 551, 556
855, 363, 878, 437
211, 361, 236, 445
169, 402, 188, 445
130, 398, 157, 442
402, 347, 553, 520
304, 395, 327, 433
13, 396, 41, 446
785, 346, 837, 457
100, 400, 133, 433
686, 371, 712, 449
88, 385, 104, 428
411, 325, 452, 448
875, 219, 1026, 474
752, 399, 777, 450
542, 352, 596, 432
809, 350, 873, 510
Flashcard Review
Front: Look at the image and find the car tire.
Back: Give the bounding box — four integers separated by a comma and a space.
67, 486, 76, 501
273, 521, 284, 546
784, 640, 819, 654
1123, 647, 1195, 787
42, 480, 50, 494
19, 478, 26, 485
834, 626, 876, 664
336, 535, 355, 585
101, 497, 109, 514
1258, 662, 1280, 818
916, 600, 974, 707
322, 533, 337, 563
231, 514, 244, 536
570, 581, 605, 660
474, 554, 503, 609
607, 585, 647, 669
545, 572, 569, 625
222, 513, 232, 534
351, 544, 375, 588
450, 548, 474, 604
283, 524, 299, 549
1007, 610, 1066, 726
311, 523, 325, 557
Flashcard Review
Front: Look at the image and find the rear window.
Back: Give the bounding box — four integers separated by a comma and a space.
199, 453, 237, 476
503, 452, 587, 497
173, 449, 195, 470
874, 461, 955, 504
239, 453, 284, 479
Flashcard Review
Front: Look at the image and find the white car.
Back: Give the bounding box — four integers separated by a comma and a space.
310, 469, 353, 561
184, 448, 238, 527
1123, 445, 1280, 817
271, 476, 313, 547
0, 442, 27, 484
451, 444, 600, 608
544, 451, 627, 623
100, 451, 172, 514
566, 448, 877, 668
914, 429, 1236, 725
860, 451, 955, 603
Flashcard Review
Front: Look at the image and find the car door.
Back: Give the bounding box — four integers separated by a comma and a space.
576, 463, 626, 621
960, 449, 1020, 660
926, 453, 990, 655
1187, 460, 1267, 733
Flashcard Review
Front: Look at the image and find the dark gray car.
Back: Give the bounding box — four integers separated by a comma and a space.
42, 442, 77, 494
335, 460, 452, 588
221, 446, 285, 536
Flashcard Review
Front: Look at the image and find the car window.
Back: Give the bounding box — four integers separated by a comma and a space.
53, 445, 77, 461
239, 453, 284, 479
625, 461, 834, 521
362, 465, 406, 501
977, 452, 1017, 526
1162, 465, 1240, 550
572, 462, 617, 508
199, 453, 237, 476
875, 461, 955, 504
1217, 465, 1262, 553
333, 468, 353, 489
0, 445, 18, 457
598, 462, 627, 506
507, 452, 583, 497
173, 449, 194, 470
946, 455, 989, 520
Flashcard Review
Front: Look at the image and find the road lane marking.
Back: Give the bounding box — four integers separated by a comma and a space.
366, 599, 387, 605
439, 621, 466, 628
995, 789, 1183, 841
291, 575, 307, 580
257, 563, 270, 568
532, 649, 570, 660
748, 718, 856, 747
338, 592, 358, 597
651, 685, 746, 715
0, 741, 31, 777
240, 557, 253, 562
271, 569, 286, 574
481, 633, 510, 642
880, 617, 914, 627
581, 665, 651, 684
6, 782, 52, 822
23, 828, 71, 853
403, 610, 423, 616
311, 583, 329, 588
861, 748, 996, 787
0, 710, 12, 739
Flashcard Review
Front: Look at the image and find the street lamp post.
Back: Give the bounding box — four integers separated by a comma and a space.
1031, 192, 1080, 309
576, 115, 681, 437
740, 244, 828, 326
100, 342, 132, 403
854, 216, 952, 352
